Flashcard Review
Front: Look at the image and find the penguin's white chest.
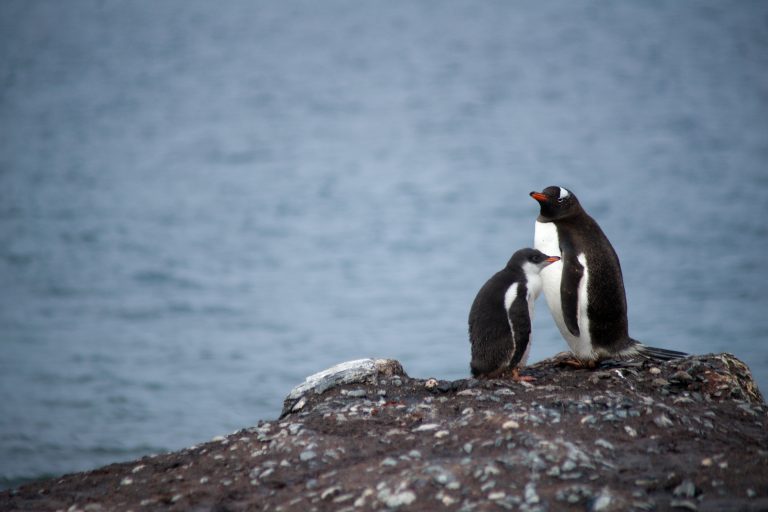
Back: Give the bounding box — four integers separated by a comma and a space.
533, 221, 594, 359
533, 221, 560, 257
533, 221, 564, 315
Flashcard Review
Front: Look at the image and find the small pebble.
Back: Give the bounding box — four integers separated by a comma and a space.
378, 489, 416, 507
524, 482, 539, 504
354, 489, 374, 507
671, 370, 693, 382
591, 491, 613, 511
413, 423, 439, 432
595, 439, 614, 450
321, 486, 341, 500
489, 492, 505, 500
441, 495, 457, 506
291, 396, 307, 412
434, 430, 450, 438
673, 479, 697, 498
300, 450, 317, 461
502, 420, 520, 429
120, 477, 133, 486
654, 414, 674, 428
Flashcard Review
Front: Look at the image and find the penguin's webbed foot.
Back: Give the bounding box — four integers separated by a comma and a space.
557, 357, 596, 369
507, 367, 536, 382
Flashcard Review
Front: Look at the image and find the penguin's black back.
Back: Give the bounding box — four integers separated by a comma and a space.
468, 265, 529, 377
556, 211, 632, 352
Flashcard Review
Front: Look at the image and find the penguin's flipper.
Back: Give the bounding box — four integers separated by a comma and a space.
637, 344, 688, 361
507, 294, 532, 367
560, 253, 583, 337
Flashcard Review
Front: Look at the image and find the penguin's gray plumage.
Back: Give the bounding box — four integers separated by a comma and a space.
530, 186, 686, 363
469, 248, 559, 378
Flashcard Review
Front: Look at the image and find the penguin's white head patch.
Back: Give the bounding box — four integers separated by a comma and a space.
558, 187, 570, 200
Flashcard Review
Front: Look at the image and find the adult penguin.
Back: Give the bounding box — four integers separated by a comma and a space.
530, 185, 685, 364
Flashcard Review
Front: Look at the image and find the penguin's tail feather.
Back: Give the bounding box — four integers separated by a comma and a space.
635, 342, 688, 361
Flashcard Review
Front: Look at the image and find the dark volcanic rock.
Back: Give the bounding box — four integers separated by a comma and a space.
2, 353, 767, 511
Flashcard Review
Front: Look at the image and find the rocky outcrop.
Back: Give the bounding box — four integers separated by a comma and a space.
2, 353, 767, 511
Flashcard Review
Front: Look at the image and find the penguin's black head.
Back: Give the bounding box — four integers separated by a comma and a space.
507, 248, 560, 271
530, 186, 582, 221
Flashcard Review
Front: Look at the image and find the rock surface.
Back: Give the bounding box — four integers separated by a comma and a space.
2, 353, 767, 511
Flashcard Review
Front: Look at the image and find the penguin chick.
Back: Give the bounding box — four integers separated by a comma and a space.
469, 248, 560, 379
530, 185, 687, 364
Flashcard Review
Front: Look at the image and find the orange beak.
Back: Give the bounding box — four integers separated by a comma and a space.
530, 192, 548, 202
546, 256, 560, 263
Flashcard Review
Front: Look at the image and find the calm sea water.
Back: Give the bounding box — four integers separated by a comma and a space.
1, 0, 767, 489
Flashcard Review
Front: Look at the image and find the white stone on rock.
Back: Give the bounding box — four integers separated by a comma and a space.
286, 359, 404, 400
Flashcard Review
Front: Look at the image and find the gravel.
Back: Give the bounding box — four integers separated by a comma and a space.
2, 352, 766, 512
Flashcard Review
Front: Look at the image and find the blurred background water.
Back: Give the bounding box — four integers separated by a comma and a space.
1, 0, 767, 489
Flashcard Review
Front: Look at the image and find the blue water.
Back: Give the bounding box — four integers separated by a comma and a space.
1, 0, 767, 489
